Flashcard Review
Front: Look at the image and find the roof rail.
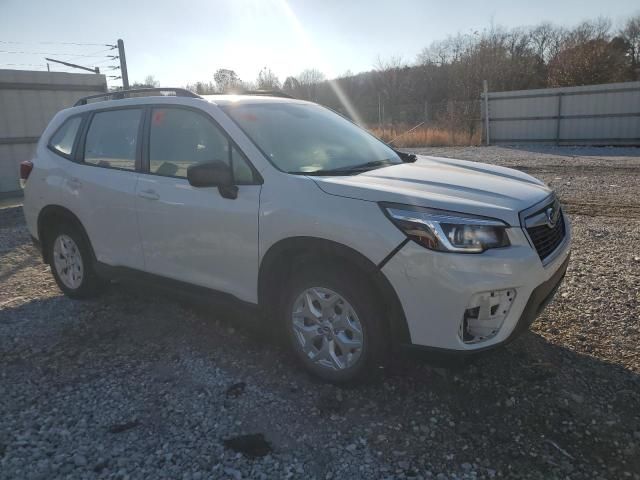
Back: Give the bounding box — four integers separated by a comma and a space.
74, 87, 202, 106
242, 89, 295, 99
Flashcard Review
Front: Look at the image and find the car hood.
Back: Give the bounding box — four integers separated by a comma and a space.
311, 155, 552, 226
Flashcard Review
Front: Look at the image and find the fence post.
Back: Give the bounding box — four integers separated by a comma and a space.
555, 93, 563, 145
483, 80, 490, 145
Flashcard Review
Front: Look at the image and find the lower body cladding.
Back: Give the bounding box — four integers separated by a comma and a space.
381, 227, 571, 353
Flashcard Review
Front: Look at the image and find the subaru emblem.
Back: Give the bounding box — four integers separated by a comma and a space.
545, 206, 557, 228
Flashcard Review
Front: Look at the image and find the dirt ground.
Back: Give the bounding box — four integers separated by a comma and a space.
1, 145, 639, 479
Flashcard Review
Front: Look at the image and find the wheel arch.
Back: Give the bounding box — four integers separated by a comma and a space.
37, 205, 96, 264
258, 236, 411, 346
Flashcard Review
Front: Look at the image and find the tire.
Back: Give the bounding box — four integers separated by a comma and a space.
47, 222, 105, 299
281, 262, 388, 383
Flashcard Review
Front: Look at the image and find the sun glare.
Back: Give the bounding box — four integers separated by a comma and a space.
275, 0, 365, 126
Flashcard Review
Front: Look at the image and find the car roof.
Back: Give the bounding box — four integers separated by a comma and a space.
66, 93, 311, 115
202, 94, 311, 106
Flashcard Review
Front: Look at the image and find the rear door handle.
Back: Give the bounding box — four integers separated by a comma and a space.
138, 189, 159, 200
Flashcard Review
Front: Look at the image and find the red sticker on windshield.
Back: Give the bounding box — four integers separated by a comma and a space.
241, 113, 257, 121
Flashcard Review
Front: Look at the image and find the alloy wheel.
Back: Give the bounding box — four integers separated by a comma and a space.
52, 234, 84, 290
291, 287, 364, 371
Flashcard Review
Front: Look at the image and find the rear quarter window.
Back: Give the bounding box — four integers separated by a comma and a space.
48, 116, 83, 157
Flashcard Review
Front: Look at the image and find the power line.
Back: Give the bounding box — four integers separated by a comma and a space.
93, 58, 118, 66
0, 62, 48, 67
0, 40, 115, 47
64, 46, 117, 61
0, 49, 115, 58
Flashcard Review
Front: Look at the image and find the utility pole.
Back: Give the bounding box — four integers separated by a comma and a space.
483, 80, 490, 146
117, 39, 129, 89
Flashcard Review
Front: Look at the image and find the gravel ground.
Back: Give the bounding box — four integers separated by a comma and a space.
1, 146, 639, 480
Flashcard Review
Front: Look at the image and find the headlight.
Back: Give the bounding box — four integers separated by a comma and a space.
381, 203, 510, 253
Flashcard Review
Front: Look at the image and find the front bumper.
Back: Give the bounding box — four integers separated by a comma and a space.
381, 222, 571, 352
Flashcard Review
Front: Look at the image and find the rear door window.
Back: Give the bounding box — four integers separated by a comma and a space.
84, 109, 142, 170
48, 116, 82, 157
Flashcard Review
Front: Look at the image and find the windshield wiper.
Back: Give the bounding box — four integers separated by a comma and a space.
393, 149, 417, 163
290, 159, 396, 176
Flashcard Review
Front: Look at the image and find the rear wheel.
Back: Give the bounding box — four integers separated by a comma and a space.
47, 223, 104, 299
282, 264, 387, 383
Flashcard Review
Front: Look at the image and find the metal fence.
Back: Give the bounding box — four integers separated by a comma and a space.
481, 81, 640, 146
0, 69, 107, 195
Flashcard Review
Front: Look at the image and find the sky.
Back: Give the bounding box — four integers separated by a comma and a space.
1, 0, 638, 89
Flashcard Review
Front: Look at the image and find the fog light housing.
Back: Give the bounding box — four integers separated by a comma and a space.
459, 289, 516, 344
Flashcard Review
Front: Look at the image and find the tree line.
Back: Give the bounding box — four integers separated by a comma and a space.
146, 14, 640, 131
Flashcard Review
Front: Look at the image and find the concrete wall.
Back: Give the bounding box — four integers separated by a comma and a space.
0, 69, 107, 195
481, 81, 640, 145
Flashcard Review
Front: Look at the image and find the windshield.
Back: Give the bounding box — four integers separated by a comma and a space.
221, 102, 401, 174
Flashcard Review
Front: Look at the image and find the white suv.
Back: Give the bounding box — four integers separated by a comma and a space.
21, 88, 571, 382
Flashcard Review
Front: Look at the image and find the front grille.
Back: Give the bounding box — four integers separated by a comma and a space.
526, 209, 566, 261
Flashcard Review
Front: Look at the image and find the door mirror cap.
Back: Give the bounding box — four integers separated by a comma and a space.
187, 160, 233, 188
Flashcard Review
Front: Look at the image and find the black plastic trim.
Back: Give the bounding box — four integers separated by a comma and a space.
377, 239, 409, 270
136, 106, 149, 172
74, 87, 201, 106
258, 236, 413, 347
37, 205, 98, 264
94, 262, 259, 314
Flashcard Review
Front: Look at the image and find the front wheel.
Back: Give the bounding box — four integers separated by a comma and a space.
282, 264, 387, 383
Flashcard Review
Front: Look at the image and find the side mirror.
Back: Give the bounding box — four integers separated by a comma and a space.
187, 161, 238, 199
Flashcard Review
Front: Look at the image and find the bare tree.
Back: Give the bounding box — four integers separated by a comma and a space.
185, 81, 216, 94
256, 67, 281, 90
282, 76, 301, 96
548, 37, 630, 86
564, 17, 612, 47
373, 55, 409, 124
529, 22, 566, 62
132, 75, 160, 88
214, 69, 242, 93
297, 69, 325, 101
620, 14, 640, 79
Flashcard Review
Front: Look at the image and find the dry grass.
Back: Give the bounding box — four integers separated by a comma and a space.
370, 126, 481, 147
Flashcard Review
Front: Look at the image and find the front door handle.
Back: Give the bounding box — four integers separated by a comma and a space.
138, 189, 159, 200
